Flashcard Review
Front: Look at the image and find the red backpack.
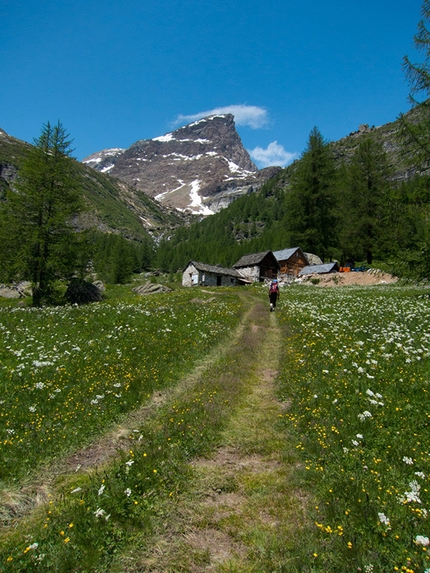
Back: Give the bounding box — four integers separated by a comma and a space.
269, 282, 278, 293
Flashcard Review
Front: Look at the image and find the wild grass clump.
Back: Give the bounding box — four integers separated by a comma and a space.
276, 285, 430, 572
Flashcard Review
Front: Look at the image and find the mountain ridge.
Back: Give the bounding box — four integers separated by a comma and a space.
83, 114, 280, 214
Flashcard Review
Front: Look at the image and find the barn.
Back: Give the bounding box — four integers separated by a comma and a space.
233, 250, 280, 282
182, 261, 247, 287
273, 247, 309, 277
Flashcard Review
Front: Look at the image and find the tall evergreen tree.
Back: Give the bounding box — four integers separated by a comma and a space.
338, 138, 393, 264
399, 0, 430, 167
283, 127, 337, 261
0, 121, 85, 306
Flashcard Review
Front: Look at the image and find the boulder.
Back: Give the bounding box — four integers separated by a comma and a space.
132, 281, 172, 295
64, 279, 103, 305
0, 282, 32, 298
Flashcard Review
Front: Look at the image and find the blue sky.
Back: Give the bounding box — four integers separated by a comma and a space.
1, 0, 424, 168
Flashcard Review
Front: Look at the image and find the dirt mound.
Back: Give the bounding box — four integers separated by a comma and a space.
302, 269, 398, 287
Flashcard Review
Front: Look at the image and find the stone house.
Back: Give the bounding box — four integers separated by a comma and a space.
232, 250, 280, 282
182, 261, 247, 287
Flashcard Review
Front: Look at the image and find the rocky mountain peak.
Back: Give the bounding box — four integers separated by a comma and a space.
82, 114, 275, 215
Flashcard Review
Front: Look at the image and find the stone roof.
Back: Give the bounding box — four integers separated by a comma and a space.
299, 262, 339, 276
184, 260, 243, 278
273, 247, 307, 262
233, 250, 274, 268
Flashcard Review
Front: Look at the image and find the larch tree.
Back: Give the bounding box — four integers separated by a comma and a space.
0, 121, 85, 306
283, 127, 337, 261
399, 0, 430, 167
338, 138, 393, 265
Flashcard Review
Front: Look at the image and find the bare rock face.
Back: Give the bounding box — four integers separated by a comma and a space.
81, 148, 125, 174
83, 115, 278, 215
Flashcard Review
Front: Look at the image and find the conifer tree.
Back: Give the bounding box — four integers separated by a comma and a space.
283, 127, 337, 261
0, 121, 84, 306
399, 0, 430, 167
338, 138, 393, 264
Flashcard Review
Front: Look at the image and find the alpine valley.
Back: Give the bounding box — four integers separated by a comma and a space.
0, 105, 427, 263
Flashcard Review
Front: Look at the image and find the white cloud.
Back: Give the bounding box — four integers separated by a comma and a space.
249, 141, 297, 168
173, 105, 269, 129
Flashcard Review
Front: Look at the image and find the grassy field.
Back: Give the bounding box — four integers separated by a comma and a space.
0, 281, 429, 572
276, 284, 430, 573
0, 287, 243, 485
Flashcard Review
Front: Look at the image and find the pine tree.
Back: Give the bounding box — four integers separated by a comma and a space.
0, 121, 85, 306
399, 0, 430, 167
283, 127, 337, 261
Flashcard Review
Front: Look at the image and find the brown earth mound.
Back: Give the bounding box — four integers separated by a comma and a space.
301, 269, 398, 287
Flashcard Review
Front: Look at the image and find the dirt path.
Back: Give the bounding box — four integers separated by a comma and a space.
114, 298, 308, 573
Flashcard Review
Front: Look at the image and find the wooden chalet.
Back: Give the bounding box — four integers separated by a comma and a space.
273, 247, 309, 277
233, 250, 280, 282
182, 261, 248, 287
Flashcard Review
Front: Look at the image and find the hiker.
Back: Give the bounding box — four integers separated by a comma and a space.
268, 279, 279, 311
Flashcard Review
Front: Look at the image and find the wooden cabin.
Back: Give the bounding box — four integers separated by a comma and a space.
273, 247, 309, 277
233, 250, 280, 282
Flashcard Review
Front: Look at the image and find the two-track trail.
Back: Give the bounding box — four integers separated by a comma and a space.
1, 292, 309, 572
112, 294, 309, 573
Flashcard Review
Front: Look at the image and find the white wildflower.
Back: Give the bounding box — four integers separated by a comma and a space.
415, 535, 430, 546
399, 480, 422, 504
98, 484, 105, 496
378, 512, 390, 527
403, 456, 414, 465
124, 488, 132, 497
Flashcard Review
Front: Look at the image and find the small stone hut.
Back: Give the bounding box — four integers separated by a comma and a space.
182, 261, 246, 287
233, 250, 280, 282
299, 262, 340, 276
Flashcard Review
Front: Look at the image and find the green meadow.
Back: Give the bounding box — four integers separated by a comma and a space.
0, 282, 429, 572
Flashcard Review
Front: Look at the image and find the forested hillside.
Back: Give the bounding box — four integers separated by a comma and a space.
155, 124, 430, 280
0, 125, 187, 293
